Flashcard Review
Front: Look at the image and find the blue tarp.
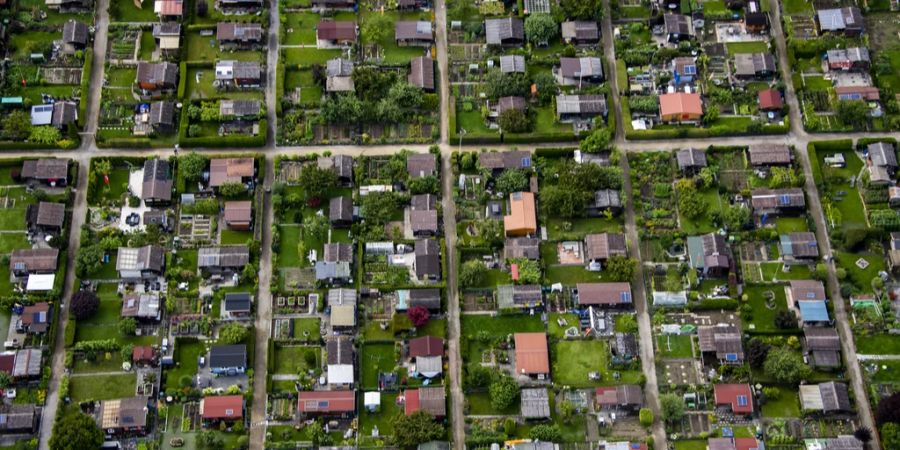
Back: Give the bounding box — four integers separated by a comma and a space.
798, 300, 829, 322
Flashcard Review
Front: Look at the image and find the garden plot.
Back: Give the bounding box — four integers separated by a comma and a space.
661, 359, 702, 385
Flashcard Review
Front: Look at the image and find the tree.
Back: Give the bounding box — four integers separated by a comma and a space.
498, 108, 530, 133
721, 205, 751, 230
180, 152, 209, 182
746, 338, 770, 369
218, 323, 248, 344
407, 306, 430, 327
302, 213, 330, 241
75, 244, 104, 278
321, 93, 364, 124
541, 185, 590, 218
604, 256, 637, 282
391, 412, 446, 447
524, 14, 558, 45
494, 169, 529, 193
837, 100, 870, 129
876, 392, 900, 425
29, 126, 60, 144
814, 263, 828, 280
676, 179, 705, 219
660, 393, 685, 423
509, 258, 541, 284
702, 104, 720, 125
764, 347, 811, 384
2, 110, 31, 141
882, 423, 900, 450
362, 14, 393, 54
466, 365, 494, 390
460, 260, 487, 287
298, 164, 338, 202
489, 375, 519, 410
559, 0, 601, 19
639, 408, 654, 427
532, 72, 558, 104
528, 424, 562, 442
70, 290, 100, 320
361, 192, 404, 224
474, 219, 504, 248
580, 128, 612, 153
387, 82, 424, 109
853, 427, 872, 443
217, 182, 246, 198
484, 71, 531, 100
118, 317, 137, 336
197, 430, 225, 450
408, 176, 440, 195
774, 309, 797, 329
0, 372, 11, 389
49, 412, 103, 450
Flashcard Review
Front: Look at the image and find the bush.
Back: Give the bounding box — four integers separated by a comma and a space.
70, 290, 99, 320
639, 408, 653, 427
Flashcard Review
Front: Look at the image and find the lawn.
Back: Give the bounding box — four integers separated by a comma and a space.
775, 217, 808, 233
185, 31, 262, 63
726, 41, 770, 54
760, 386, 801, 417
549, 313, 580, 340
9, 32, 60, 60
552, 340, 608, 387
360, 12, 430, 65
91, 166, 131, 205
284, 69, 322, 105
277, 225, 303, 267
283, 48, 342, 67
782, 0, 814, 14
456, 109, 493, 136
102, 67, 138, 103
743, 284, 790, 332
360, 343, 397, 390
467, 391, 517, 415
70, 373, 137, 402
359, 392, 401, 438
273, 345, 320, 374
680, 189, 725, 234
544, 265, 606, 285
618, 5, 650, 18
702, 0, 728, 13
856, 334, 900, 355
460, 314, 544, 340
75, 294, 158, 346
139, 30, 156, 60
835, 252, 885, 294
293, 317, 321, 340
283, 12, 321, 46
184, 68, 264, 100
815, 148, 866, 231
673, 440, 708, 450
110, 0, 159, 21
759, 262, 812, 282
221, 229, 252, 245
164, 338, 203, 390
657, 335, 693, 358
544, 217, 623, 240
0, 234, 34, 254
804, 76, 833, 91
415, 318, 447, 338
866, 360, 900, 383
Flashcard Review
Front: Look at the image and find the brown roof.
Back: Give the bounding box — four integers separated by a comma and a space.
504, 237, 540, 260
317, 21, 357, 41
409, 336, 444, 358
9, 248, 59, 274
132, 346, 154, 362
21, 159, 68, 181
395, 21, 433, 41
323, 243, 353, 263
28, 202, 65, 228
297, 391, 355, 413
409, 56, 435, 90
758, 89, 783, 110
407, 153, 436, 178
98, 396, 149, 430
595, 384, 643, 406
503, 192, 537, 235
217, 22, 264, 42
224, 201, 252, 224
478, 150, 532, 170
749, 144, 791, 165
405, 387, 446, 417
804, 327, 841, 351
576, 282, 632, 306
209, 158, 254, 187
497, 96, 527, 114
201, 395, 244, 419
789, 280, 826, 302
750, 188, 805, 209
584, 233, 627, 261
514, 332, 549, 375
20, 302, 50, 331
410, 209, 438, 233
142, 158, 172, 202
411, 194, 436, 211
698, 325, 744, 360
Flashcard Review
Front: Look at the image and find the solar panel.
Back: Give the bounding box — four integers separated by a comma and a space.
522, 157, 531, 167
319, 400, 330, 407
684, 65, 696, 75
620, 292, 632, 302
725, 353, 738, 361
13, 263, 24, 270
780, 195, 790, 205
225, 409, 234, 416
807, 292, 815, 298
737, 395, 748, 406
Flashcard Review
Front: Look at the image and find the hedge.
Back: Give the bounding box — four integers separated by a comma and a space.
276, 59, 285, 117
78, 48, 93, 129
534, 147, 577, 157
97, 137, 154, 148
807, 143, 824, 187
177, 61, 187, 99
626, 123, 790, 140
64, 318, 76, 347
688, 298, 740, 311
856, 137, 898, 150
502, 131, 575, 144
0, 141, 73, 151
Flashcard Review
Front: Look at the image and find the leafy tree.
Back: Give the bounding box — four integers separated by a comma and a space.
604, 256, 637, 282
29, 126, 60, 144
408, 176, 440, 195
876, 392, 900, 425
298, 165, 338, 202
837, 100, 870, 129
0, 372, 11, 389
746, 338, 770, 369
580, 127, 612, 153
764, 347, 811, 384
676, 179, 705, 219
660, 393, 685, 423
2, 110, 31, 141
352, 66, 397, 103
528, 424, 562, 442
70, 290, 100, 320
120, 343, 134, 363
721, 205, 751, 231
629, 95, 660, 114
362, 14, 393, 52
532, 71, 558, 104
302, 213, 330, 241
489, 375, 519, 410
508, 258, 541, 284
559, 0, 601, 19
702, 104, 720, 125
460, 259, 487, 287
361, 192, 405, 223
218, 323, 248, 345
465, 365, 494, 390
75, 244, 104, 278
882, 423, 900, 450
387, 82, 424, 109
474, 219, 504, 248
49, 412, 103, 450
541, 185, 590, 218
524, 14, 558, 45
639, 408, 654, 427
217, 182, 246, 198
321, 93, 363, 124
391, 412, 446, 447
180, 152, 208, 182
484, 71, 531, 100
498, 108, 531, 133
407, 305, 430, 327
494, 169, 529, 193
197, 430, 225, 450
560, 162, 622, 191
774, 309, 797, 329
118, 317, 137, 336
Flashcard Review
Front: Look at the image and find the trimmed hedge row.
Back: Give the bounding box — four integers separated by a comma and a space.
78, 48, 93, 129
626, 123, 790, 140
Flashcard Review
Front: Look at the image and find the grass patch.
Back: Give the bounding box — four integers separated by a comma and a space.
673, 440, 708, 450
759, 262, 812, 282
284, 12, 324, 46
360, 343, 397, 390
865, 360, 900, 383
679, 189, 725, 234
657, 335, 693, 358
726, 41, 769, 54
467, 391, 517, 415
277, 225, 303, 267
221, 229, 253, 245
775, 217, 808, 233
760, 385, 801, 417
856, 334, 900, 355
804, 76, 833, 91
164, 338, 203, 391
273, 346, 320, 374
283, 48, 342, 67
835, 252, 884, 294
110, 0, 159, 21
70, 373, 136, 402
359, 391, 401, 437
743, 284, 789, 332
552, 340, 641, 387
782, 0, 813, 14
548, 313, 580, 340
544, 217, 623, 240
